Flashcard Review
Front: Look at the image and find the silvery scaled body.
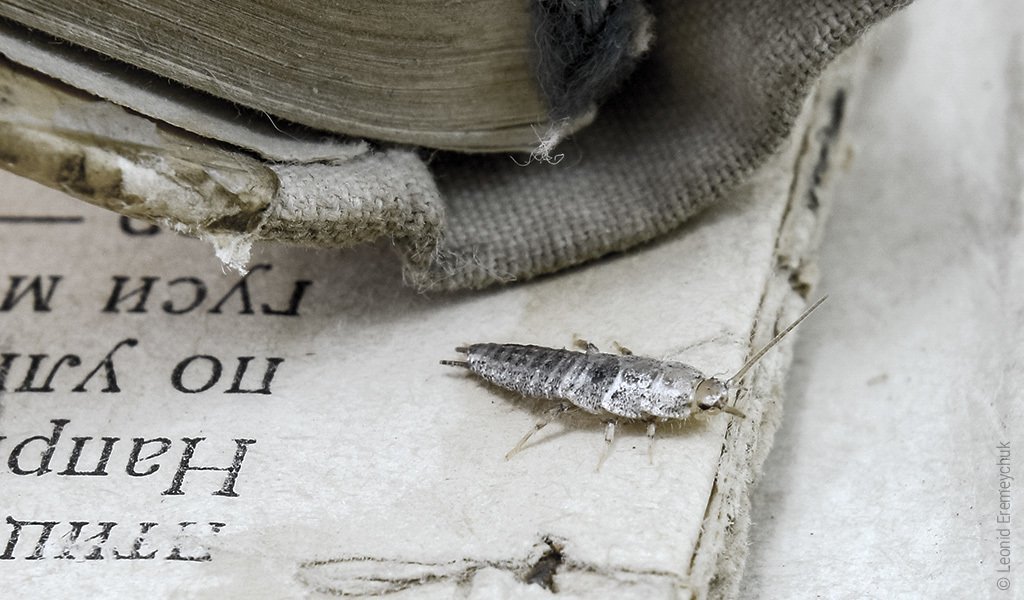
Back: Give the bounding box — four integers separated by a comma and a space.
442, 297, 825, 462
461, 343, 704, 420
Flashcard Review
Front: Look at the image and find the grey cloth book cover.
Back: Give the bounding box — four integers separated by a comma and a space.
0, 0, 909, 288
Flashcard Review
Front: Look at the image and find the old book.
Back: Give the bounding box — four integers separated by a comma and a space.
0, 1, 906, 292
0, 51, 849, 596
0, 0, 652, 152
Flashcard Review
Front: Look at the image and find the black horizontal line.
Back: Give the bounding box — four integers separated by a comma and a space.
0, 215, 84, 224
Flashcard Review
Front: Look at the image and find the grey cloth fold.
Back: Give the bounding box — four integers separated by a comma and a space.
412, 0, 911, 289
0, 0, 911, 290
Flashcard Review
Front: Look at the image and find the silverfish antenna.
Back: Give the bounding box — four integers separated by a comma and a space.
726, 295, 827, 387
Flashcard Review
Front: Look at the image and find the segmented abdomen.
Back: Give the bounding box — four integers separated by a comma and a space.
460, 343, 701, 419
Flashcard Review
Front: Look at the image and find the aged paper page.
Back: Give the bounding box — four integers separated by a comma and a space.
744, 0, 1023, 597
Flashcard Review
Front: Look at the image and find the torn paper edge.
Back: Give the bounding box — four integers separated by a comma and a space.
692, 46, 870, 600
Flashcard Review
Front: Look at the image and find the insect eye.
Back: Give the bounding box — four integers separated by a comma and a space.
695, 378, 725, 409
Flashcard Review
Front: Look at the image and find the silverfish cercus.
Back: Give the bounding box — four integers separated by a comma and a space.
441, 296, 826, 465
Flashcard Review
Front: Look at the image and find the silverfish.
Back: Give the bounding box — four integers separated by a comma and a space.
442, 296, 826, 465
